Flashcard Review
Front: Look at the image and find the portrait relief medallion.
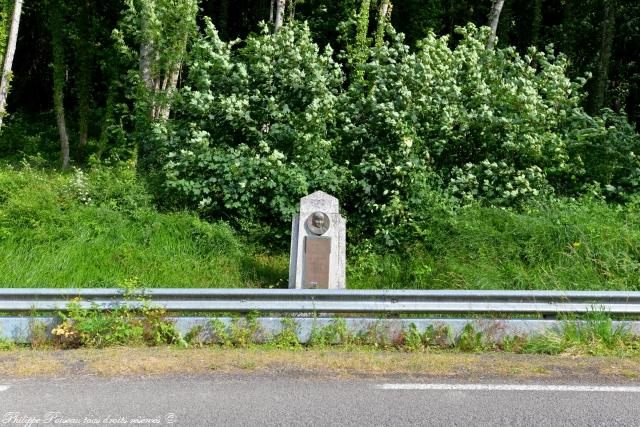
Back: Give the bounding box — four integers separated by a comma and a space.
306, 211, 330, 235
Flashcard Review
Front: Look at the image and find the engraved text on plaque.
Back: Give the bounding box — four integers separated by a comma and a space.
303, 236, 331, 288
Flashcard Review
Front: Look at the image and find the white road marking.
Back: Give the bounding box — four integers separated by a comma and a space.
378, 384, 640, 393
0, 386, 10, 392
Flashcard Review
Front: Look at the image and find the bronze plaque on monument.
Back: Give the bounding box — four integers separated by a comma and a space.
303, 236, 331, 288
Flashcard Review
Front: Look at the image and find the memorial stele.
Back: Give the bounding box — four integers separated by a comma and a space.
288, 191, 346, 289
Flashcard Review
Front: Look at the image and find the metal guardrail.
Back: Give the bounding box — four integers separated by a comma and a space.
1, 289, 640, 314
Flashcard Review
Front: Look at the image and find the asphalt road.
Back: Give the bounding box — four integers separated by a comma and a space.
1, 375, 640, 426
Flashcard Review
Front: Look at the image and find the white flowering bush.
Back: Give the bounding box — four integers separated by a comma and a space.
337, 25, 588, 211
158, 21, 347, 229
153, 21, 639, 241
450, 161, 549, 205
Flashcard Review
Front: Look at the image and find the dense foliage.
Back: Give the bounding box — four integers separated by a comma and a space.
155, 21, 639, 242
158, 22, 346, 238
0, 0, 639, 290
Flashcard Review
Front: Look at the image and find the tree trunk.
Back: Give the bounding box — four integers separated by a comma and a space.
269, 0, 274, 23
486, 0, 505, 50
375, 0, 392, 48
137, 1, 196, 121
288, 0, 295, 20
157, 64, 181, 120
137, 0, 154, 94
76, 0, 93, 162
530, 0, 542, 47
589, 0, 616, 114
55, 96, 70, 169
0, 0, 22, 129
274, 0, 285, 32
50, 0, 70, 169
219, 0, 229, 40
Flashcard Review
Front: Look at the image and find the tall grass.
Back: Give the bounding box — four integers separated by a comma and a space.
348, 199, 640, 290
0, 164, 286, 288
1, 164, 639, 290
522, 311, 640, 356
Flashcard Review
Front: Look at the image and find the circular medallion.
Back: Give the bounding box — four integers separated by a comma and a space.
306, 211, 330, 235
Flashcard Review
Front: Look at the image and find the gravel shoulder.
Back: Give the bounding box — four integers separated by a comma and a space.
1, 347, 640, 383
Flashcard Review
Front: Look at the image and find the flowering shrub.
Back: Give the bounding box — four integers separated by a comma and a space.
158, 21, 346, 231
155, 22, 640, 241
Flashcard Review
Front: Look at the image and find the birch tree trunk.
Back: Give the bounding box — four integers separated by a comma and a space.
486, 0, 505, 50
0, 0, 23, 129
138, 0, 154, 95
269, 0, 274, 23
288, 0, 295, 21
375, 0, 392, 48
134, 0, 197, 121
274, 0, 286, 33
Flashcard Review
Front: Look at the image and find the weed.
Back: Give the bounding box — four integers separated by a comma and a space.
523, 311, 640, 356
403, 323, 424, 351
499, 336, 527, 353
354, 320, 392, 348
140, 308, 182, 347
51, 320, 82, 349
423, 324, 453, 348
238, 360, 256, 370
457, 324, 486, 352
209, 319, 233, 347
51, 297, 182, 349
0, 326, 14, 350
309, 318, 351, 347
184, 325, 204, 346
28, 319, 49, 349
230, 311, 262, 347
273, 318, 301, 349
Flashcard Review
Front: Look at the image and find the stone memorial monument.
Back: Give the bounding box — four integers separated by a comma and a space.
288, 191, 346, 289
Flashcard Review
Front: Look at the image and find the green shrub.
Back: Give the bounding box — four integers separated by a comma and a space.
156, 21, 640, 243
273, 318, 301, 349
52, 299, 182, 349
0, 113, 61, 165
157, 21, 346, 240
564, 109, 640, 199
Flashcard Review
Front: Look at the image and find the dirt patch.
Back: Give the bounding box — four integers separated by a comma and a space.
1, 347, 640, 383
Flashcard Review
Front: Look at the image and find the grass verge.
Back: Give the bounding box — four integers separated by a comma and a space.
0, 164, 639, 290
0, 164, 286, 288
1, 347, 640, 382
